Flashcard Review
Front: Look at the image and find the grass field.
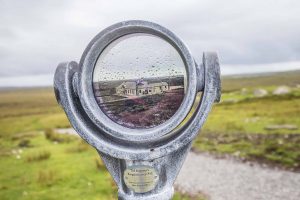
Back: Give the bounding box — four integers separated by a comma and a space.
0, 70, 300, 199
195, 70, 300, 170
0, 89, 204, 199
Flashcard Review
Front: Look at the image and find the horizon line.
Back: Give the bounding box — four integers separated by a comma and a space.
0, 67, 300, 88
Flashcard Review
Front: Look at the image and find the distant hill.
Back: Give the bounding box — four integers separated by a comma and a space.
0, 86, 52, 92
1, 70, 300, 93
222, 70, 300, 92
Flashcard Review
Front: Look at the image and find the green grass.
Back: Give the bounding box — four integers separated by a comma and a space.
0, 88, 204, 199
0, 133, 118, 200
1, 70, 300, 199
173, 192, 207, 200
194, 133, 300, 168
26, 150, 51, 162
203, 91, 300, 135
0, 88, 70, 136
193, 71, 300, 170
222, 70, 300, 92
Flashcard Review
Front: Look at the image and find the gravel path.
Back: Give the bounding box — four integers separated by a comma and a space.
175, 152, 300, 200
57, 128, 300, 199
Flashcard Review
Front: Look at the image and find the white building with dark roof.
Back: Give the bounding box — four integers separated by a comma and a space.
116, 80, 169, 96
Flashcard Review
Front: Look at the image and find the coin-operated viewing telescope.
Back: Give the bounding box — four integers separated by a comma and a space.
54, 20, 221, 200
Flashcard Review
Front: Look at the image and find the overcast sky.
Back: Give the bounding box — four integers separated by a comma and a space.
94, 34, 186, 81
0, 0, 300, 86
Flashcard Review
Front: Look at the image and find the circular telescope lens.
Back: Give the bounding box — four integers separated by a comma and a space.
93, 33, 187, 129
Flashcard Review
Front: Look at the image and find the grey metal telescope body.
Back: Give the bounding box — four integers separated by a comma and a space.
54, 20, 221, 200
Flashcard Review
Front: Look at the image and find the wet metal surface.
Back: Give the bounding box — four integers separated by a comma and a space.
54, 20, 221, 200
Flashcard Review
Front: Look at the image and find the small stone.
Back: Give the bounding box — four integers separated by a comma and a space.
253, 89, 268, 97
277, 139, 283, 145
233, 151, 240, 156
284, 134, 289, 139
273, 86, 291, 95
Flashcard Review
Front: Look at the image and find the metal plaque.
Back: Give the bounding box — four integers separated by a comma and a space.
124, 165, 159, 193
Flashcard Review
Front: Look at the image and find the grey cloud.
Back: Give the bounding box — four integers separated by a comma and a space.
0, 0, 300, 78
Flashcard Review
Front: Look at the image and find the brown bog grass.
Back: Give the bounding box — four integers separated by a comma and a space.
26, 150, 51, 162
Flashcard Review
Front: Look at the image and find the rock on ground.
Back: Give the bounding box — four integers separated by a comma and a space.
273, 86, 291, 95
55, 128, 78, 136
253, 89, 268, 97
175, 152, 300, 200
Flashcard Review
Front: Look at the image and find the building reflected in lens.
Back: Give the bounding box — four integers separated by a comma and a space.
93, 33, 186, 129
